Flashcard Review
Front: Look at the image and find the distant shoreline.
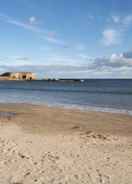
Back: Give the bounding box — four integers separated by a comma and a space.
0, 78, 132, 81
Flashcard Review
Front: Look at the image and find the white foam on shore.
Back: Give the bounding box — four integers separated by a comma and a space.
0, 99, 132, 116
46, 103, 132, 116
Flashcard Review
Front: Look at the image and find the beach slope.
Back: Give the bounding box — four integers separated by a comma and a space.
0, 103, 132, 184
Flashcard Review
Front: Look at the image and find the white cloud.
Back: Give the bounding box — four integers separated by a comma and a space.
0, 12, 88, 52
104, 14, 132, 48
29, 16, 37, 24
0, 13, 43, 33
45, 36, 67, 47
91, 52, 132, 70
102, 29, 120, 46
0, 13, 67, 47
111, 14, 132, 27
111, 16, 120, 23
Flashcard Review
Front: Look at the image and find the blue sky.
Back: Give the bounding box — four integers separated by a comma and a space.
0, 0, 132, 78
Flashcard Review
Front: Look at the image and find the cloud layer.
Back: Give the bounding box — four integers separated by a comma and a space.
0, 50, 132, 78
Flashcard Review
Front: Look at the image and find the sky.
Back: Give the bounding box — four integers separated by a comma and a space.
0, 0, 132, 78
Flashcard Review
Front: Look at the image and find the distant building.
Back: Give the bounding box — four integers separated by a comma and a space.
0, 72, 36, 80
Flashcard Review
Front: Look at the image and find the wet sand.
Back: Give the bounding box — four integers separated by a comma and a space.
0, 103, 132, 184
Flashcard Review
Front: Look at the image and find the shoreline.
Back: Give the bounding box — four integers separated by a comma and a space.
0, 103, 132, 137
46, 103, 132, 116
1, 101, 132, 116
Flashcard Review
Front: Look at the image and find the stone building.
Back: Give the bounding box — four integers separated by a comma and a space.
0, 72, 36, 80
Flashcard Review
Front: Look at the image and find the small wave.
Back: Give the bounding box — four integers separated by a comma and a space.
45, 103, 132, 116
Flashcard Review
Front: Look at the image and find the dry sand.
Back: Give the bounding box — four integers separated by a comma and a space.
0, 103, 132, 184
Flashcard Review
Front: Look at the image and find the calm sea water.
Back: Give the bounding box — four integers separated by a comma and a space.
0, 79, 132, 114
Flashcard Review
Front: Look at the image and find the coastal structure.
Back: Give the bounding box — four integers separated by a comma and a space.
0, 72, 36, 80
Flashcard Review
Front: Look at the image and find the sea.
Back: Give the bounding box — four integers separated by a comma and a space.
0, 79, 132, 115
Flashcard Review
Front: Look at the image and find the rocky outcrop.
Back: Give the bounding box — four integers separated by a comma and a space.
0, 72, 36, 80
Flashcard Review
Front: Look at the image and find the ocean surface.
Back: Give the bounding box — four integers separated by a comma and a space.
0, 79, 132, 114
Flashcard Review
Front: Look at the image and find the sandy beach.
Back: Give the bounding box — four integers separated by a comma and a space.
0, 103, 132, 184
